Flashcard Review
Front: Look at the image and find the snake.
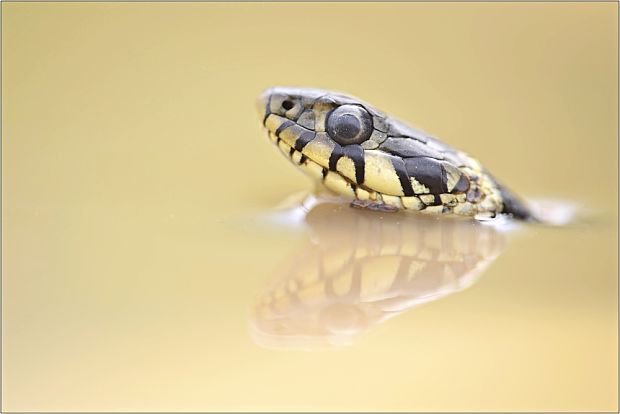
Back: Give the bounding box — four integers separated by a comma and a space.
257, 87, 534, 220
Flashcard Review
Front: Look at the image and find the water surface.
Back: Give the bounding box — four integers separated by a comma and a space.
3, 2, 617, 412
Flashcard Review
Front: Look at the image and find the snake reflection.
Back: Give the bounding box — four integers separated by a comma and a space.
250, 201, 506, 350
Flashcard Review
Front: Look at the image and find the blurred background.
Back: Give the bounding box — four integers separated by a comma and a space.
2, 2, 617, 412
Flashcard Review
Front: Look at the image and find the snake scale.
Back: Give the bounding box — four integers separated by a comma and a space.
258, 87, 533, 220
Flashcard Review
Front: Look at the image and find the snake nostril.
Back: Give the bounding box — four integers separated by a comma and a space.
282, 100, 295, 111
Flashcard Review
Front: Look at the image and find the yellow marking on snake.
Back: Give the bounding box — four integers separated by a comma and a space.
363, 150, 404, 196
301, 132, 335, 170
410, 177, 430, 194
335, 156, 357, 183
401, 196, 424, 211
278, 123, 306, 147
324, 171, 355, 197
300, 157, 324, 180
355, 187, 371, 201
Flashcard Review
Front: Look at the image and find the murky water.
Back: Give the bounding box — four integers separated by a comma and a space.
3, 3, 617, 412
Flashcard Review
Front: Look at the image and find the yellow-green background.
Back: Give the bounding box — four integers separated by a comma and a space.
2, 2, 617, 412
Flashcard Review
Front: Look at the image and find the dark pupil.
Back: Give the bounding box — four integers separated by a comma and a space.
334, 114, 361, 141
282, 100, 294, 110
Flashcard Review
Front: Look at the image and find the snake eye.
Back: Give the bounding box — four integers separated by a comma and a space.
326, 105, 373, 145
282, 100, 295, 111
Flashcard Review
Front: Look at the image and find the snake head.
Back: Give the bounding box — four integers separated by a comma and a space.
257, 87, 532, 220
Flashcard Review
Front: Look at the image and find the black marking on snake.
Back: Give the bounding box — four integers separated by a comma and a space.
275, 120, 295, 136
404, 157, 447, 195
294, 131, 315, 152
299, 154, 307, 165
381, 137, 443, 159
342, 145, 365, 184
391, 156, 414, 197
351, 183, 357, 192
321, 168, 328, 180
440, 164, 449, 192
276, 137, 281, 145
289, 147, 295, 157
328, 144, 345, 172
329, 144, 365, 184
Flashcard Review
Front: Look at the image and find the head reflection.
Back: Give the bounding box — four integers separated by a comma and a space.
251, 201, 506, 350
